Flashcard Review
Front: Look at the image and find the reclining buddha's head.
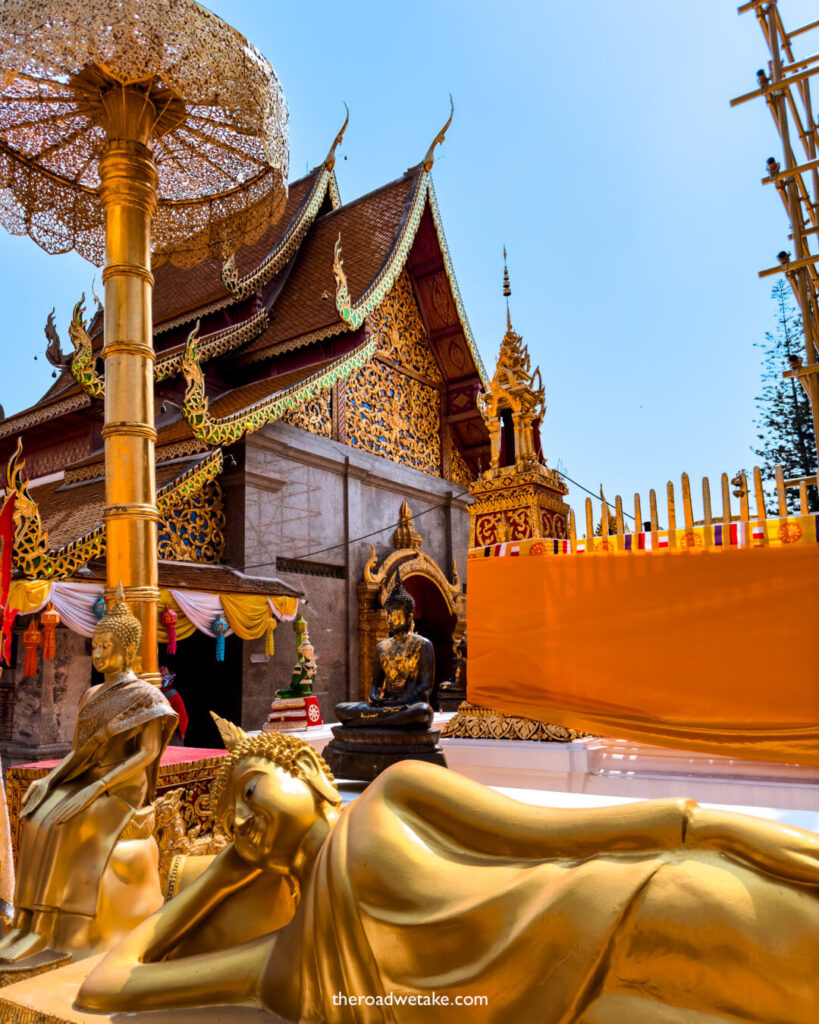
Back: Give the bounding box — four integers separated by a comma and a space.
211, 716, 341, 874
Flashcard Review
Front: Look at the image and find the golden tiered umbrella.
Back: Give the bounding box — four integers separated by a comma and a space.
0, 0, 289, 681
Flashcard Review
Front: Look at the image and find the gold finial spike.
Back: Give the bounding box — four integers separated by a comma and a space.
753, 467, 767, 521
702, 476, 712, 526
614, 495, 624, 536
721, 473, 732, 527
421, 94, 454, 173
585, 497, 594, 540
323, 102, 349, 171
681, 473, 693, 529
775, 465, 788, 517
799, 479, 809, 514
649, 488, 659, 532
499, 245, 511, 329
569, 508, 577, 545
634, 493, 642, 534
210, 711, 248, 752
600, 486, 610, 537
666, 482, 676, 531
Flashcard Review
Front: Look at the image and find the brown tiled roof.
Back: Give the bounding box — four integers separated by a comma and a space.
63, 357, 337, 470
29, 461, 192, 547
152, 172, 319, 328
79, 559, 302, 598
239, 171, 419, 360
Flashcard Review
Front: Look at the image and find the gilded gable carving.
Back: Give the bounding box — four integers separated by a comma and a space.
370, 270, 443, 383
346, 360, 440, 475
157, 480, 226, 563
280, 393, 332, 437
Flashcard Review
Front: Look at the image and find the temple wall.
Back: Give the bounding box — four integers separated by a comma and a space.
237, 421, 470, 725
1, 627, 90, 766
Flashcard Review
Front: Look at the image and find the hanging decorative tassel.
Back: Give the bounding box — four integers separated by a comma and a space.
93, 594, 107, 619
40, 602, 61, 660
0, 607, 17, 667
23, 618, 42, 677
161, 604, 178, 655
265, 614, 277, 657
213, 612, 229, 662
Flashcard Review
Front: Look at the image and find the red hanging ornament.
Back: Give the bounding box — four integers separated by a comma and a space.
161, 604, 178, 655
23, 618, 42, 677
0, 606, 17, 666
41, 602, 61, 661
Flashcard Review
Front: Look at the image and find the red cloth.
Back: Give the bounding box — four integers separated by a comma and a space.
165, 689, 189, 740
19, 747, 226, 772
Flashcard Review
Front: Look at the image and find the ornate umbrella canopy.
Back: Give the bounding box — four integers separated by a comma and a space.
0, 0, 289, 266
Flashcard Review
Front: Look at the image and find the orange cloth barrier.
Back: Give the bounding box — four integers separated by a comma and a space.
467, 544, 819, 765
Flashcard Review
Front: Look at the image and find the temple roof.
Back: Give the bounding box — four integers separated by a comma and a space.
78, 560, 302, 598
0, 140, 490, 477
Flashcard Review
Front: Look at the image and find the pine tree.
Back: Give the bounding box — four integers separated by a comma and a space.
753, 281, 818, 512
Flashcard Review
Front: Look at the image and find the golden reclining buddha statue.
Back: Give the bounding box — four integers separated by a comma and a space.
77, 717, 819, 1023
0, 586, 177, 976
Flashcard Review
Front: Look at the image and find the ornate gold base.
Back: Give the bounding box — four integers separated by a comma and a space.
441, 701, 586, 742
0, 952, 71, 989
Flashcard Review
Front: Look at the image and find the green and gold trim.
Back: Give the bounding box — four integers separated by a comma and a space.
5, 443, 224, 580
182, 327, 378, 446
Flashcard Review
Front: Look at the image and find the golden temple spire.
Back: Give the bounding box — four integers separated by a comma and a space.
323, 103, 349, 171
503, 246, 512, 331
421, 94, 454, 172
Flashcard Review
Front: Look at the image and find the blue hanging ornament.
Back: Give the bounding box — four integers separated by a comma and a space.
213, 612, 229, 662
93, 595, 107, 619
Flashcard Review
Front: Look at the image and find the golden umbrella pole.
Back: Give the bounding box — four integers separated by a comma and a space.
99, 91, 160, 682
0, 2, 290, 680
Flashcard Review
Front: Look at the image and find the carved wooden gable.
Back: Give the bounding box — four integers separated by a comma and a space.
345, 270, 443, 475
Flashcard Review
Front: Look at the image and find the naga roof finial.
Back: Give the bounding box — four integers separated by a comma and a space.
323, 103, 349, 171
422, 94, 454, 173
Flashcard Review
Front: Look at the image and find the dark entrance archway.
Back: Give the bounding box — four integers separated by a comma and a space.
158, 630, 242, 748
403, 574, 456, 711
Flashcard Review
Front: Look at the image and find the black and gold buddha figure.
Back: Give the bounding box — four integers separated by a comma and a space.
325, 573, 445, 780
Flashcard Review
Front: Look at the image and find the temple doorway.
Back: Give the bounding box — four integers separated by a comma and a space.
404, 574, 456, 709
159, 630, 242, 748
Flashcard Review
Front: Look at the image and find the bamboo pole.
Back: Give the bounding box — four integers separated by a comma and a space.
753, 466, 768, 519
614, 495, 624, 535
649, 489, 659, 532
738, 470, 750, 520
569, 509, 577, 546
702, 476, 713, 525
775, 464, 788, 516
666, 482, 676, 531
585, 497, 594, 540
721, 473, 732, 526
681, 472, 694, 528
800, 479, 809, 513
634, 493, 642, 535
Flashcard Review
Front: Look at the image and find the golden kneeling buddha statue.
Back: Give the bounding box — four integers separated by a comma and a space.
78, 718, 819, 1023
0, 586, 177, 975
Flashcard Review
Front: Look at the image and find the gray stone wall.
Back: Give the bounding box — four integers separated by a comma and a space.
235, 422, 471, 727
1, 627, 90, 765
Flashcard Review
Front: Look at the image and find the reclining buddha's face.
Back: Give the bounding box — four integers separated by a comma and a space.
219, 755, 322, 874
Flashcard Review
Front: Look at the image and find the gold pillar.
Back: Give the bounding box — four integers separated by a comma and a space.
99, 90, 160, 684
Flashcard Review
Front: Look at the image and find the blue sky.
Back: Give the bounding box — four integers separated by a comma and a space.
1, 1, 815, 524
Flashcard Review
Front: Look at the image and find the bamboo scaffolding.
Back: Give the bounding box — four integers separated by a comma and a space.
734, 1, 819, 490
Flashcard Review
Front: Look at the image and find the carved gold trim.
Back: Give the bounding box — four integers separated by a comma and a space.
441, 702, 586, 742
0, 393, 91, 439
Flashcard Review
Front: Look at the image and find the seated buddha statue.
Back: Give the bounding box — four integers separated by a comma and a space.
0, 586, 177, 973
79, 719, 819, 1023
326, 573, 444, 779
337, 572, 434, 727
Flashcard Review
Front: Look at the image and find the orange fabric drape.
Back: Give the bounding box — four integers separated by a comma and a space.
467, 545, 819, 765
